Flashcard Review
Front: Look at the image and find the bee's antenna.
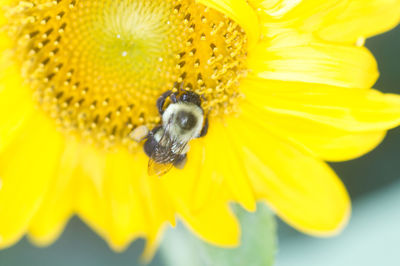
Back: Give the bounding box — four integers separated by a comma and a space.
172, 82, 179, 92
172, 81, 185, 95
179, 81, 185, 92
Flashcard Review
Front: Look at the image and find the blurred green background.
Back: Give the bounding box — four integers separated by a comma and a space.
0, 25, 399, 266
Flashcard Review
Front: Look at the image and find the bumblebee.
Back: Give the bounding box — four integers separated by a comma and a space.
141, 90, 208, 176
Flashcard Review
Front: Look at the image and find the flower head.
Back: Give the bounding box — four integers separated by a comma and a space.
1, 0, 400, 258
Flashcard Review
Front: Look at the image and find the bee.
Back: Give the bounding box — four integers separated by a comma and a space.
139, 90, 208, 176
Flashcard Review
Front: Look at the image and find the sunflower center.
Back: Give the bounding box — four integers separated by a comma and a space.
5, 0, 247, 150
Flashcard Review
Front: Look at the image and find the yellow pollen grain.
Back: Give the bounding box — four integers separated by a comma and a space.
5, 0, 248, 151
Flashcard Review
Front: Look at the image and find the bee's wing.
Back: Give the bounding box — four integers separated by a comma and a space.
148, 158, 174, 176
148, 120, 189, 176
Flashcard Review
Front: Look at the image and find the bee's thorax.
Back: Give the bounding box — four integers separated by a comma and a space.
162, 102, 204, 142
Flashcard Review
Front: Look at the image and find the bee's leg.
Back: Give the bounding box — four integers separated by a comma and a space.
129, 125, 149, 143
157, 90, 172, 115
199, 117, 209, 137
173, 154, 187, 169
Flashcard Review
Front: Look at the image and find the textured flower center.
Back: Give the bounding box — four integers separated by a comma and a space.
5, 0, 247, 150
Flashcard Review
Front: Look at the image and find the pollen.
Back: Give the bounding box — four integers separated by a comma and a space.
4, 0, 247, 151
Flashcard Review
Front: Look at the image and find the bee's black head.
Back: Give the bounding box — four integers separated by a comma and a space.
180, 91, 201, 107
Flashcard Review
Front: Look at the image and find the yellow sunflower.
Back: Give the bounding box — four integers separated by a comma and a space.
1, 0, 400, 259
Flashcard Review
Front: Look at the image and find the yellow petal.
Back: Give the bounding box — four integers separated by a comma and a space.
0, 1, 13, 25
161, 121, 254, 247
104, 151, 175, 252
163, 156, 242, 249
240, 101, 386, 161
0, 78, 33, 153
238, 77, 400, 161
317, 0, 400, 43
0, 0, 14, 6
0, 113, 63, 248
197, 0, 260, 49
253, 0, 349, 35
247, 31, 378, 89
207, 121, 256, 211
248, 0, 302, 17
226, 114, 350, 235
28, 138, 80, 246
178, 199, 240, 247
253, 0, 400, 43
170, 121, 255, 212
300, 130, 386, 162
74, 147, 109, 245
0, 51, 34, 152
75, 144, 175, 255
242, 78, 400, 132
101, 151, 148, 248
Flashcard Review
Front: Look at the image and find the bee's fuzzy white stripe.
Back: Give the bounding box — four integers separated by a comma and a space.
162, 102, 204, 142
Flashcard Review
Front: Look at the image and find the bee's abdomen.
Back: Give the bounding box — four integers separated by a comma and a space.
144, 135, 158, 157
144, 126, 162, 157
